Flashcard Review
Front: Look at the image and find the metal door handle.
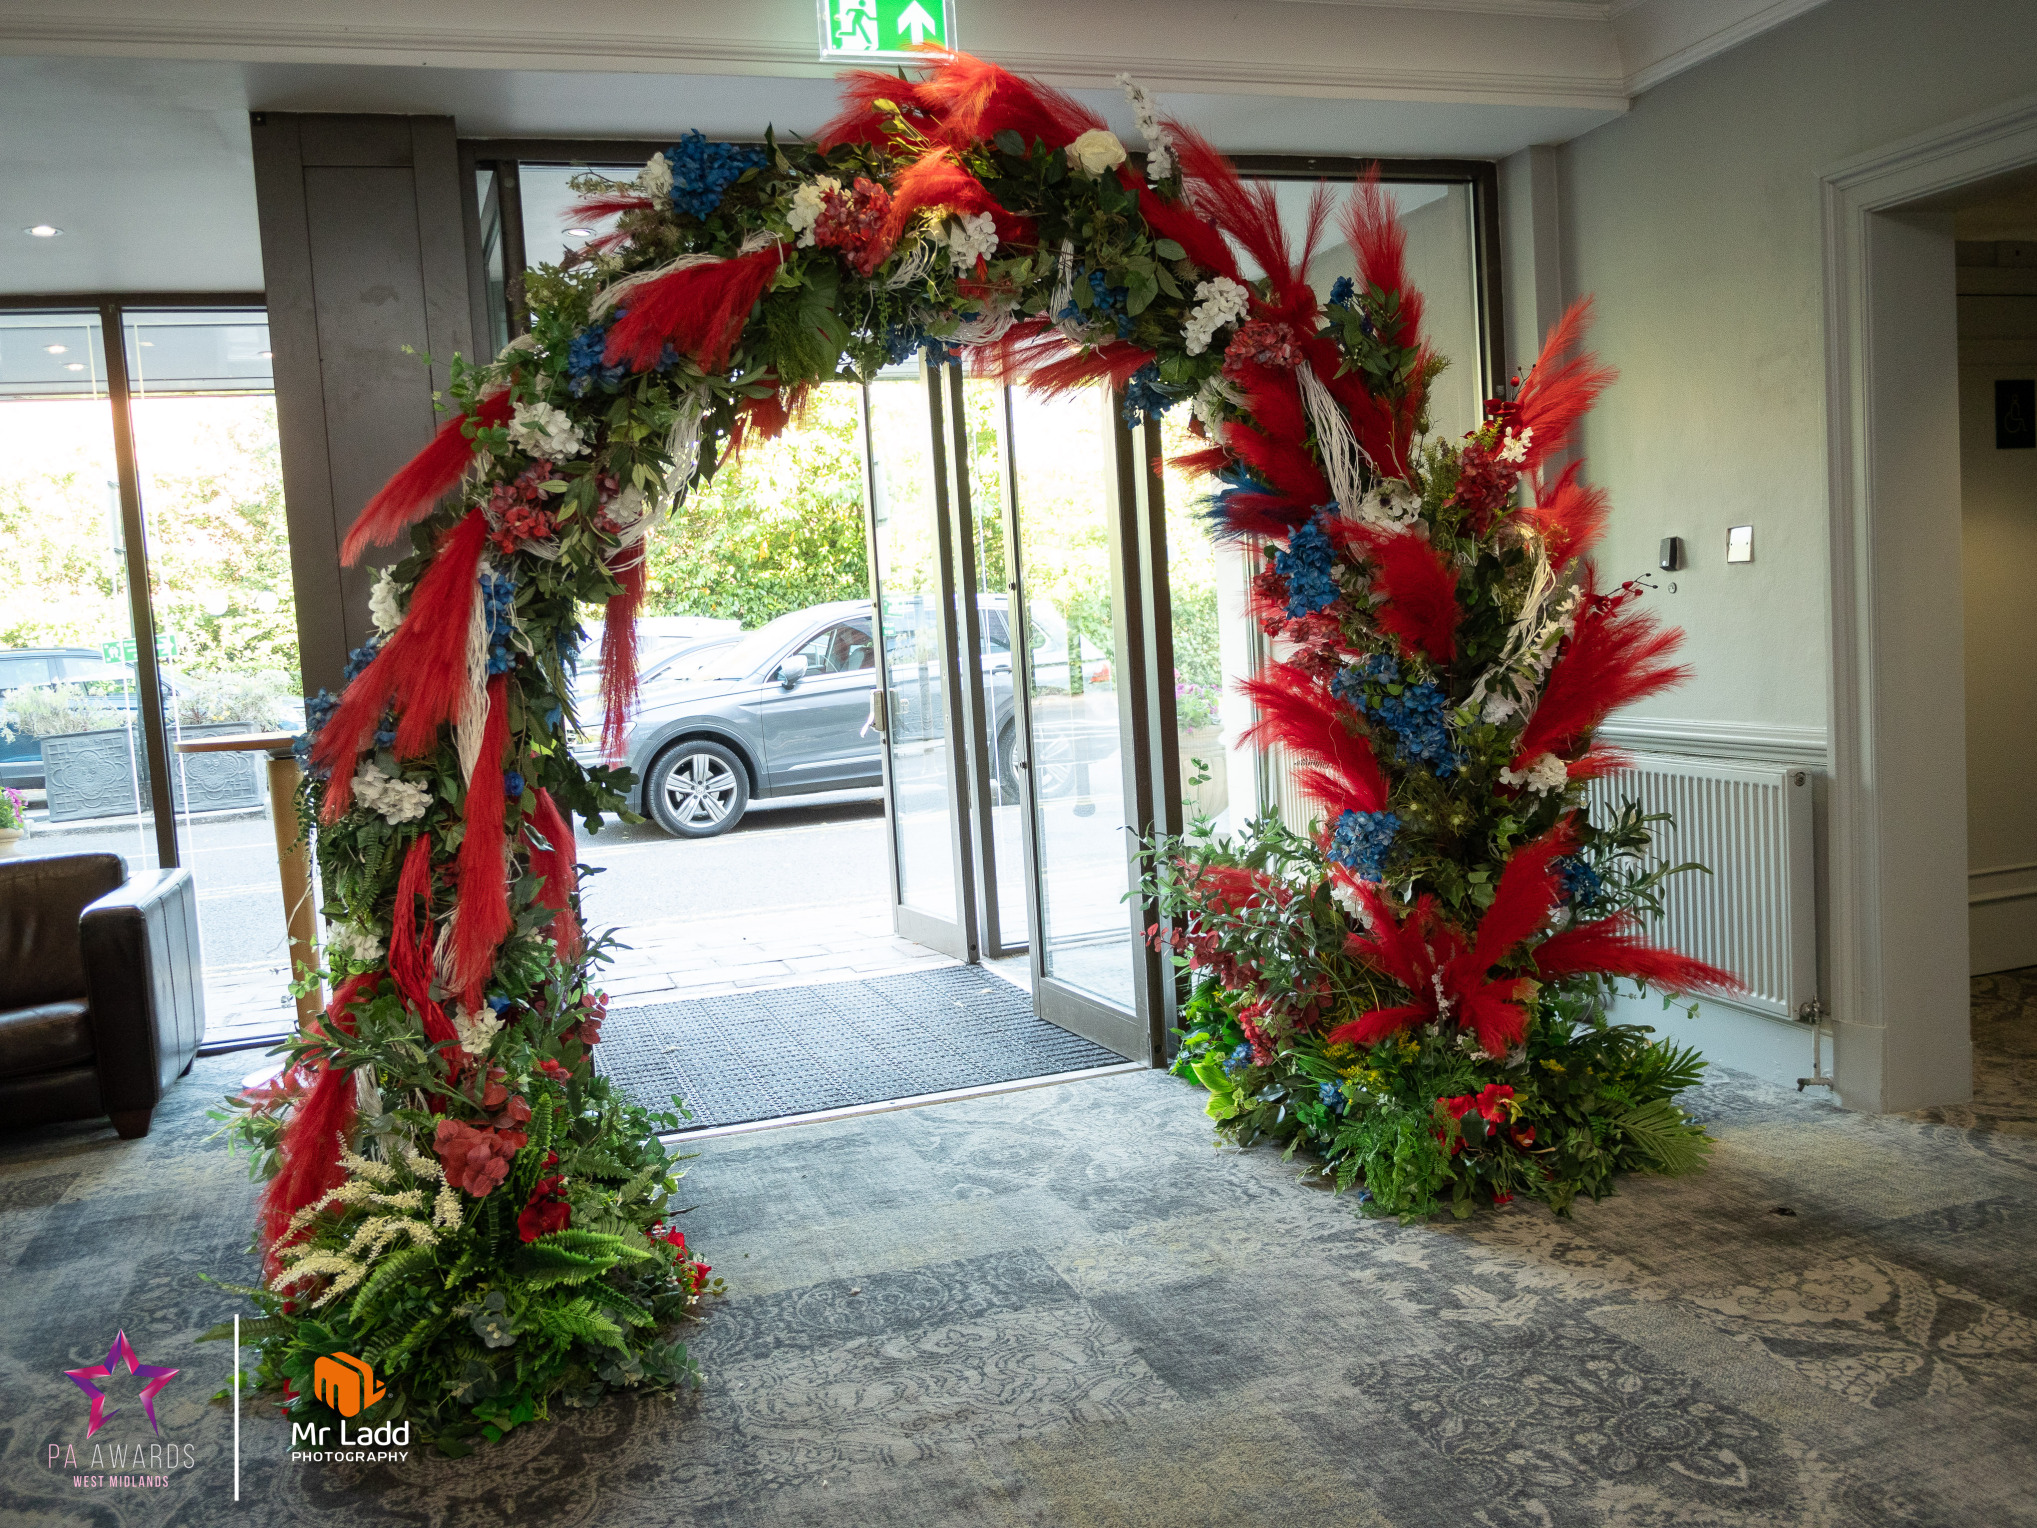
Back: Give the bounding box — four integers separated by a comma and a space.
868, 690, 888, 736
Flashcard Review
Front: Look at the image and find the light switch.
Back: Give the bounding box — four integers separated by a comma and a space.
1726, 525, 1754, 564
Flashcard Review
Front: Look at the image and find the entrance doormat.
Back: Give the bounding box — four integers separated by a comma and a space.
596, 966, 1124, 1130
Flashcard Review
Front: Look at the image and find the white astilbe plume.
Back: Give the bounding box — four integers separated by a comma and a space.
1183, 276, 1249, 356
368, 566, 404, 635
1116, 74, 1174, 181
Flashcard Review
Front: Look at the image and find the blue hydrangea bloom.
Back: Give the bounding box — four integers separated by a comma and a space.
664, 131, 767, 221
1558, 856, 1604, 908
1057, 269, 1134, 339
1121, 362, 1182, 428
1332, 654, 1460, 776
503, 769, 525, 800
1274, 513, 1340, 619
481, 571, 518, 675
1318, 1080, 1345, 1111
1223, 1042, 1255, 1076
341, 639, 379, 683
1329, 808, 1401, 880
881, 323, 954, 366
567, 320, 630, 396
487, 994, 512, 1015
1328, 275, 1354, 307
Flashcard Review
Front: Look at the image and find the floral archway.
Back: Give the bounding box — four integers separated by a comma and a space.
220, 52, 1732, 1448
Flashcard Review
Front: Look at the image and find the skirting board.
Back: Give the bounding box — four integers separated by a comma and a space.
1608, 989, 1822, 1096
1971, 897, 2037, 976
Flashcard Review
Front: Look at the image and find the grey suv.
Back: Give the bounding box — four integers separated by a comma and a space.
580, 597, 1069, 838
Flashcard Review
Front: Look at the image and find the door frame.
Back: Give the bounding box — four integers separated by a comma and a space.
1817, 89, 2037, 1111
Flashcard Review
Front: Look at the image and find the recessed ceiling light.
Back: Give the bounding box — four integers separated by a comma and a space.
138, 340, 154, 347
44, 343, 67, 354
63, 362, 84, 371
25, 224, 62, 238
563, 227, 594, 238
258, 349, 274, 359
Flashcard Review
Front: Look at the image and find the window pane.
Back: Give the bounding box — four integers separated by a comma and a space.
127, 309, 305, 1044
0, 310, 160, 877
517, 162, 646, 271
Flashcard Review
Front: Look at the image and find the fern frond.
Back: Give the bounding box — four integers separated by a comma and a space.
1615, 1098, 1713, 1175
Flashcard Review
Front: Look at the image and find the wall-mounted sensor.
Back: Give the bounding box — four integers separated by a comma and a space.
1726, 525, 1754, 564
1659, 536, 1684, 572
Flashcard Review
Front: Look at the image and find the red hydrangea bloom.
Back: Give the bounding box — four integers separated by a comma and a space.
537, 1058, 572, 1084
434, 1117, 520, 1197
812, 177, 894, 276
1223, 320, 1304, 373
487, 460, 560, 554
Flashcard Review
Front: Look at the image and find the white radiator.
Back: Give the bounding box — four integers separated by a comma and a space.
1584, 754, 1817, 1022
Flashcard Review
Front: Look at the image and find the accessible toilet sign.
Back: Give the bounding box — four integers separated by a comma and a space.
818, 0, 952, 60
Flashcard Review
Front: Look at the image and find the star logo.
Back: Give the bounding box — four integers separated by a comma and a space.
64, 1331, 178, 1438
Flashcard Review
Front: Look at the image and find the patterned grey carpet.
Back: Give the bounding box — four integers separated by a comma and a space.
2, 974, 2034, 1526
596, 967, 1122, 1129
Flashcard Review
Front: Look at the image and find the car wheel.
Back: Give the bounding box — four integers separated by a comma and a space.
996, 719, 1075, 803
996, 719, 1023, 805
646, 740, 750, 838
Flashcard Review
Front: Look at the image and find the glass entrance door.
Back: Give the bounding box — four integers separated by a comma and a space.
861, 363, 976, 961
999, 385, 1155, 1060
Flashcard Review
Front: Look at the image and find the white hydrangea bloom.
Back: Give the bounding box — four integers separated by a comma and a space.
1496, 425, 1533, 465
1351, 477, 1423, 527
328, 920, 385, 968
1498, 751, 1570, 795
947, 210, 999, 273
453, 1006, 504, 1060
785, 176, 839, 248
636, 150, 672, 202
351, 765, 431, 824
507, 400, 586, 459
1116, 74, 1174, 182
368, 566, 404, 635
1329, 877, 1375, 929
1183, 276, 1250, 356
1067, 129, 1127, 176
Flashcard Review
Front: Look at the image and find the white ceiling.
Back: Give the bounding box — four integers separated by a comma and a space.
0, 0, 1829, 296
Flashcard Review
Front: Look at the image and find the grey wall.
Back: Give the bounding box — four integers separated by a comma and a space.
1558, 0, 2037, 734
251, 113, 475, 698
1960, 268, 2037, 973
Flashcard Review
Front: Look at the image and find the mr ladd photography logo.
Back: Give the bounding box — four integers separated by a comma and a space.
47, 1330, 196, 1490
293, 1351, 412, 1463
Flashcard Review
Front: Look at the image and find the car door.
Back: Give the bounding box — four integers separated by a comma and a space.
754, 618, 881, 793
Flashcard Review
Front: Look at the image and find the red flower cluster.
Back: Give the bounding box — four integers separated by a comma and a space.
1437, 1083, 1535, 1155
517, 1155, 571, 1242
486, 460, 558, 554
812, 177, 894, 276
435, 1117, 522, 1197
537, 1058, 572, 1084
650, 1221, 712, 1293
1447, 438, 1517, 530
1224, 319, 1304, 374
567, 992, 606, 1049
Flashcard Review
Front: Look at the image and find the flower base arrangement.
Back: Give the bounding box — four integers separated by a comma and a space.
216, 48, 1735, 1442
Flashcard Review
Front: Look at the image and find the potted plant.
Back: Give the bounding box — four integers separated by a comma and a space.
0, 785, 26, 855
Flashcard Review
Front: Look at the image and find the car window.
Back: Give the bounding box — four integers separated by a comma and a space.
796, 622, 875, 675
0, 656, 50, 689
56, 655, 127, 682
704, 609, 827, 680
982, 609, 1010, 653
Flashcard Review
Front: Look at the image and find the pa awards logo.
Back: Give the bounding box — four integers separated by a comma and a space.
46, 1330, 197, 1489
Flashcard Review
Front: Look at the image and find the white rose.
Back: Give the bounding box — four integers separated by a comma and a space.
1067, 129, 1127, 177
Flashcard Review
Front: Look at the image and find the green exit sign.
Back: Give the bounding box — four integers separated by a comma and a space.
817, 0, 953, 61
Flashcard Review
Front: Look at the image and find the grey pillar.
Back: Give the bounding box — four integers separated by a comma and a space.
251, 113, 476, 699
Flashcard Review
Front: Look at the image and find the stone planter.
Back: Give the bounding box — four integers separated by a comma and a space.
0, 827, 23, 856
41, 721, 264, 823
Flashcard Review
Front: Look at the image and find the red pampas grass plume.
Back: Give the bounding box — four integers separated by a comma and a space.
313, 511, 491, 817
1532, 911, 1741, 998
1134, 182, 1240, 283
1466, 817, 1576, 968
1513, 298, 1617, 473
1510, 570, 1689, 769
1523, 459, 1610, 567
527, 787, 582, 960
603, 245, 785, 374
260, 972, 378, 1275
600, 554, 647, 761
341, 389, 512, 565
386, 835, 460, 1059
910, 50, 1104, 150
881, 148, 1008, 246
450, 677, 513, 1012
1240, 666, 1388, 814
1350, 527, 1462, 665
1343, 171, 1425, 350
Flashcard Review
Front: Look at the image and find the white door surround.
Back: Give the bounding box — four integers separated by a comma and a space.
1819, 91, 2037, 1112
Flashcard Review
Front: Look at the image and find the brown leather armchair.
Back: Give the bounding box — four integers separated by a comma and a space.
0, 853, 204, 1138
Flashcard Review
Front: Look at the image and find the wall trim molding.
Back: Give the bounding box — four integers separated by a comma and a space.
1969, 861, 2037, 907
1818, 89, 2037, 1112
1619, 0, 1828, 95
1595, 716, 1828, 767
